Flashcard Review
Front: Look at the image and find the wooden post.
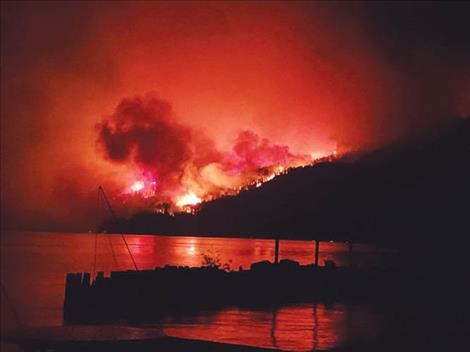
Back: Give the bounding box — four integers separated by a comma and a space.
274, 238, 279, 264
348, 241, 353, 267
314, 240, 320, 266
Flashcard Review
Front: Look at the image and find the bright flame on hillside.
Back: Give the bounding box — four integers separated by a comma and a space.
129, 181, 144, 193
176, 192, 202, 207
98, 94, 338, 215
120, 149, 338, 215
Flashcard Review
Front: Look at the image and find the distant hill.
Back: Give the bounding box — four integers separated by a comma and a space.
109, 118, 470, 247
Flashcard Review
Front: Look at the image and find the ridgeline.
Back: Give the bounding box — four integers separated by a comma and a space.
105, 119, 470, 248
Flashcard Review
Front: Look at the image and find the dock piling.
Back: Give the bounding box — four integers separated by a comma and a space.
274, 238, 279, 264
314, 240, 320, 266
348, 242, 353, 267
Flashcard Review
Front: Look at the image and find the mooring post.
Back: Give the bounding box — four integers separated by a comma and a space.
348, 241, 353, 267
314, 240, 320, 266
274, 238, 279, 264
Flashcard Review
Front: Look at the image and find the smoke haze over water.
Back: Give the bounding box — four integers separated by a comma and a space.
1, 1, 469, 230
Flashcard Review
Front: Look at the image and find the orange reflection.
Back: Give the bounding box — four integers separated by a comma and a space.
0, 231, 383, 333
164, 304, 347, 351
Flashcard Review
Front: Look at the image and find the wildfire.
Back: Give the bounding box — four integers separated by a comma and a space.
97, 95, 341, 215
129, 181, 144, 193
176, 192, 202, 208
124, 177, 157, 198
119, 149, 338, 215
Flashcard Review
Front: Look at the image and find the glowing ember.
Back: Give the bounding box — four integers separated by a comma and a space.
265, 174, 276, 182
129, 181, 144, 193
124, 177, 158, 197
176, 192, 202, 208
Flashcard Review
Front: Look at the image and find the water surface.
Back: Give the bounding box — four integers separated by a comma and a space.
1, 231, 384, 351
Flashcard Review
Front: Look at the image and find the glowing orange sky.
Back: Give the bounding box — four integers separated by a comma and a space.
1, 1, 469, 230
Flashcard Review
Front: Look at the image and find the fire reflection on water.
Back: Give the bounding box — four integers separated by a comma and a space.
1, 232, 384, 351
163, 304, 348, 351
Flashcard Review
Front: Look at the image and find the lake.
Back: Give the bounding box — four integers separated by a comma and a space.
1, 231, 388, 351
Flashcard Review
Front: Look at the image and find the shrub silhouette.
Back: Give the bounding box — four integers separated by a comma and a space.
201, 249, 232, 271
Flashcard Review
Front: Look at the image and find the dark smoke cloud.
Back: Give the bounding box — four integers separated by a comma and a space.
97, 96, 192, 194
229, 131, 299, 172
359, 1, 470, 137
96, 95, 310, 204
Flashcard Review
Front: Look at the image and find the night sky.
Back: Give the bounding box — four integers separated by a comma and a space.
1, 1, 469, 230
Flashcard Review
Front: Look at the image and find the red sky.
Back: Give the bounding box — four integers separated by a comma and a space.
1, 1, 469, 230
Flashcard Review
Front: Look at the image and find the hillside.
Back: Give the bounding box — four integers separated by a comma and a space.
110, 119, 470, 246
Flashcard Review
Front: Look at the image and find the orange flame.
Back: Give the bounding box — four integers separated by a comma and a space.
129, 181, 144, 193
176, 192, 202, 208
121, 149, 337, 215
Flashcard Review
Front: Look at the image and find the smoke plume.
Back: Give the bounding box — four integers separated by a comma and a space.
96, 95, 312, 208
